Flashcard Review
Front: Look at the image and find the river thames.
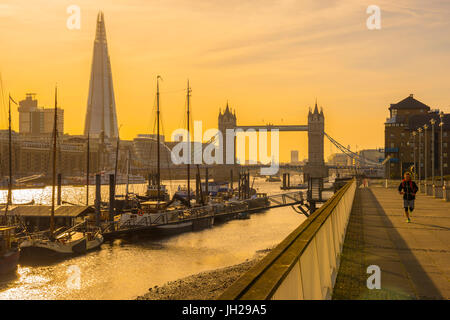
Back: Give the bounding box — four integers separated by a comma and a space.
0, 177, 316, 300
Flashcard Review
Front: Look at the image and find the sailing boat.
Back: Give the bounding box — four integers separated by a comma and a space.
19, 87, 103, 256
0, 94, 20, 274
0, 226, 19, 274
118, 79, 197, 233
145, 76, 170, 203
173, 81, 198, 205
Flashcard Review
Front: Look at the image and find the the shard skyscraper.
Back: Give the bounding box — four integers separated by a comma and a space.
84, 11, 119, 139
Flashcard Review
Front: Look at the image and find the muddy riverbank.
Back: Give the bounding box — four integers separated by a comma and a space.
136, 249, 272, 300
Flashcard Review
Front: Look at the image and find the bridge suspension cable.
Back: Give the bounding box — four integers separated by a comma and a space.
324, 132, 381, 167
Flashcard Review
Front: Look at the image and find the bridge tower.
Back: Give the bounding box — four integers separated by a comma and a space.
218, 102, 237, 165
214, 102, 238, 181
308, 102, 325, 166
304, 102, 328, 205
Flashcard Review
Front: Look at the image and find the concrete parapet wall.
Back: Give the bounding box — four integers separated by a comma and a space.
219, 178, 357, 300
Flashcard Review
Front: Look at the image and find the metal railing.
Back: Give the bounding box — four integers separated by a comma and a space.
219, 178, 357, 300
266, 191, 303, 207
114, 202, 250, 230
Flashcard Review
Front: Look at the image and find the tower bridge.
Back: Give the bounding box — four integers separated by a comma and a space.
217, 102, 381, 173
218, 101, 327, 174
234, 125, 308, 132
216, 101, 382, 203
216, 101, 328, 204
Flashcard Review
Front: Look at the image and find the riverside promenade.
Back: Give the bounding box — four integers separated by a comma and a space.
333, 186, 450, 299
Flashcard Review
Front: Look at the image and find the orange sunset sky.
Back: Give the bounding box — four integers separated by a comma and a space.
0, 0, 449, 162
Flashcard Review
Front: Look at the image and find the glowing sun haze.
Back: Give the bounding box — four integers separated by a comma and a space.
0, 0, 449, 161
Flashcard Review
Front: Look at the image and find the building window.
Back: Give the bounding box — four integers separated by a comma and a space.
444, 132, 448, 137
390, 143, 395, 148
401, 132, 405, 137
444, 153, 448, 158
444, 142, 448, 148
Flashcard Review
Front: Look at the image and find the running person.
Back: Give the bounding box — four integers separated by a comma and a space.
398, 172, 418, 223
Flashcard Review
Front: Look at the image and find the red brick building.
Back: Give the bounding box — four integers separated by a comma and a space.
384, 94, 450, 180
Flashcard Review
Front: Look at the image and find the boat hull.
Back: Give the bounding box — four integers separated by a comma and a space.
245, 197, 270, 210
0, 249, 20, 275
154, 221, 194, 236
20, 233, 103, 258
71, 238, 87, 254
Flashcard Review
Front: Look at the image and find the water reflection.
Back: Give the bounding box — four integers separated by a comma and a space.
0, 177, 312, 300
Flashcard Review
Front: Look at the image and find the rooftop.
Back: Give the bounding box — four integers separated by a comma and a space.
408, 113, 450, 131
389, 94, 431, 111
1, 205, 93, 217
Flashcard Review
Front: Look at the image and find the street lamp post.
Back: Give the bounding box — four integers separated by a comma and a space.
430, 118, 436, 186
418, 127, 423, 182
412, 131, 417, 180
424, 124, 428, 184
440, 112, 444, 186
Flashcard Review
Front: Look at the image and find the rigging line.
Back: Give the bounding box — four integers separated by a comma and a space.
0, 76, 7, 178
324, 132, 380, 166
157, 98, 175, 190
147, 94, 158, 170
159, 89, 186, 94
0, 73, 8, 129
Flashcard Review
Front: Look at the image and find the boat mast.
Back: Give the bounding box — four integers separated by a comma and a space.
86, 133, 90, 206
125, 149, 130, 200
114, 136, 119, 194
156, 76, 161, 201
186, 80, 191, 207
50, 86, 58, 238
7, 95, 13, 206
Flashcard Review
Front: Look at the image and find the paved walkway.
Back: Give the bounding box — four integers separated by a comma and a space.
333, 186, 450, 299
